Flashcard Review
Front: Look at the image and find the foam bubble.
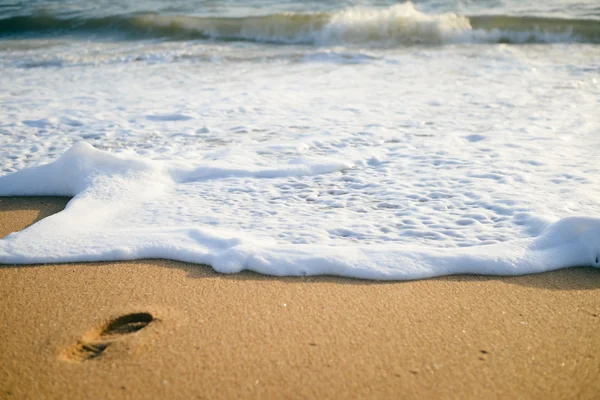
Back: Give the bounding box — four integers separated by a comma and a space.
1, 144, 599, 280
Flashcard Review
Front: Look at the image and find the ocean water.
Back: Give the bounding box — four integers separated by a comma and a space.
1, 0, 599, 279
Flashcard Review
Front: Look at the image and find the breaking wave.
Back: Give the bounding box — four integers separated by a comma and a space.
1, 3, 599, 45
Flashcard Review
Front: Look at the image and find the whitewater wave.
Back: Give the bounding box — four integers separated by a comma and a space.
1, 3, 599, 45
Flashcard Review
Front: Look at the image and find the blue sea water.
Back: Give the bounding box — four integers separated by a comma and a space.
2, 0, 600, 19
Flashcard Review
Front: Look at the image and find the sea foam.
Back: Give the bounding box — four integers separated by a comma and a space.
1, 143, 598, 280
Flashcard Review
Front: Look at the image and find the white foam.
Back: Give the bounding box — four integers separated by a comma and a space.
1, 35, 599, 280
319, 4, 471, 45
1, 143, 599, 279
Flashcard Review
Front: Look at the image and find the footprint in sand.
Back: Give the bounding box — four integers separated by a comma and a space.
63, 312, 154, 362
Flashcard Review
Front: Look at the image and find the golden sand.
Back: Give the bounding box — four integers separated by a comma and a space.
0, 197, 599, 399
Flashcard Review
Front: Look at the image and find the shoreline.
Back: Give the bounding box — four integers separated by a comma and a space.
1, 197, 599, 399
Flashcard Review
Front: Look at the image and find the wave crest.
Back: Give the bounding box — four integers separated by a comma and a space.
320, 4, 471, 45
1, 3, 599, 45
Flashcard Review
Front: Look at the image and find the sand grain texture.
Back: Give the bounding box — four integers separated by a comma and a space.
0, 197, 599, 399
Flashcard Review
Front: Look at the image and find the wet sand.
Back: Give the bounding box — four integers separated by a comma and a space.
1, 196, 599, 399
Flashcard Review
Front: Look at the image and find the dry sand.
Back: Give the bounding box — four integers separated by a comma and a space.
0, 196, 599, 399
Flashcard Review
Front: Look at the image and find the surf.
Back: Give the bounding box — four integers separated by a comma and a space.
1, 143, 599, 280
2, 3, 599, 45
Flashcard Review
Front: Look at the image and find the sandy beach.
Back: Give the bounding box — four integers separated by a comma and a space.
0, 196, 599, 399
